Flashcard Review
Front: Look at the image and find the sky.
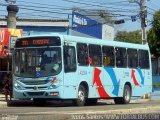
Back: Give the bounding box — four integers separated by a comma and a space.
0, 0, 160, 32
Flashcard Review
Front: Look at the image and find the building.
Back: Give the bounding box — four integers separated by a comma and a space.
0, 18, 69, 36
71, 10, 115, 40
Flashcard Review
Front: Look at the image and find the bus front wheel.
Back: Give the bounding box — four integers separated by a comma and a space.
114, 84, 131, 104
73, 85, 87, 106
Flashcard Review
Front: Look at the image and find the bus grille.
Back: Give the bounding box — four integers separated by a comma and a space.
21, 80, 50, 85
25, 87, 47, 89
27, 92, 45, 96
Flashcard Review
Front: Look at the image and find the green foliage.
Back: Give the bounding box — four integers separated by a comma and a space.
115, 31, 141, 44
148, 10, 160, 58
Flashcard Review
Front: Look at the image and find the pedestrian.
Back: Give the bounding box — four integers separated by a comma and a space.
3, 73, 12, 101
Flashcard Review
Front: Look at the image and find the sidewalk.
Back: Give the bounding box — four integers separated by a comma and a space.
152, 90, 160, 100
0, 94, 7, 108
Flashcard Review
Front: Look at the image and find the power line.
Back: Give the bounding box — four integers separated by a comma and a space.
0, 0, 157, 29
16, 2, 138, 19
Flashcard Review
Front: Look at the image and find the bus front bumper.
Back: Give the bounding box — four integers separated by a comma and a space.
13, 88, 62, 99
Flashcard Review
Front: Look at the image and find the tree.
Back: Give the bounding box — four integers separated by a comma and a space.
148, 10, 160, 58
115, 30, 141, 44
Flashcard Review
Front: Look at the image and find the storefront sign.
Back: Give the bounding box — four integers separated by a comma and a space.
0, 28, 23, 58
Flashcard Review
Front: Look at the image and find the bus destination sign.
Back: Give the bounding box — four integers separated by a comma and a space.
22, 39, 49, 46
15, 37, 61, 47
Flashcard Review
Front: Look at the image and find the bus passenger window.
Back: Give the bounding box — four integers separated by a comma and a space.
77, 43, 89, 66
102, 46, 115, 67
64, 46, 76, 72
115, 47, 127, 68
128, 49, 138, 68
139, 50, 149, 69
89, 45, 102, 67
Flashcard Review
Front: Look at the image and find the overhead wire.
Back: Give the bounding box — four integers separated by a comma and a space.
0, 0, 158, 29
15, 1, 140, 19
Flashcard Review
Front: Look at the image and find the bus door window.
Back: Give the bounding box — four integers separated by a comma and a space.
77, 43, 89, 66
89, 45, 102, 66
115, 47, 127, 68
64, 46, 76, 72
102, 46, 115, 67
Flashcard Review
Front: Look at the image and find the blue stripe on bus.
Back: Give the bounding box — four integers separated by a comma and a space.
136, 68, 144, 85
104, 67, 120, 96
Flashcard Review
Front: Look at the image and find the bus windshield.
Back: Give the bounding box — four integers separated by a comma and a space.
14, 47, 62, 77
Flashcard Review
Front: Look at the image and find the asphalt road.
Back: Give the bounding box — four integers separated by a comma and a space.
0, 99, 160, 120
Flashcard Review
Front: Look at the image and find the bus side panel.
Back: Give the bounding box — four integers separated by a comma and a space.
87, 67, 119, 98
65, 67, 152, 99
76, 67, 99, 98
131, 69, 152, 97
78, 67, 126, 98
102, 67, 131, 98
102, 67, 152, 98
102, 67, 121, 98
116, 68, 152, 97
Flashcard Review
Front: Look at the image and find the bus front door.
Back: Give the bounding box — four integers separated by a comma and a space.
63, 45, 77, 98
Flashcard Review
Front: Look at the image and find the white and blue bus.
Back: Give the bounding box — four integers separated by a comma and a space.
12, 34, 152, 106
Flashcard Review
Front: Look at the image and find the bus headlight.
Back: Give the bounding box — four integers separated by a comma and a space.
14, 81, 24, 90
48, 83, 60, 89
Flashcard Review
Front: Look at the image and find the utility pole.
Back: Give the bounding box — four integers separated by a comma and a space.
5, 0, 19, 73
129, 0, 147, 44
140, 0, 147, 44
6, 0, 19, 28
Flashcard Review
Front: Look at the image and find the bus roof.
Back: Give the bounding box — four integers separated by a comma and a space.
62, 35, 149, 50
18, 33, 149, 50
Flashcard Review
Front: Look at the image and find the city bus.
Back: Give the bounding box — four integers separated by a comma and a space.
12, 34, 152, 106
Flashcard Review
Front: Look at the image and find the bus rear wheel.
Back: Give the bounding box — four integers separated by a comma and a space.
114, 85, 131, 104
73, 85, 87, 106
33, 98, 47, 106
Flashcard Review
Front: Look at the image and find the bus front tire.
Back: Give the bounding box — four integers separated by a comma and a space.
73, 85, 87, 106
114, 85, 131, 104
33, 98, 47, 106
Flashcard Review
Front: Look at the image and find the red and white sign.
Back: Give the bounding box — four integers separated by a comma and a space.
0, 28, 23, 58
